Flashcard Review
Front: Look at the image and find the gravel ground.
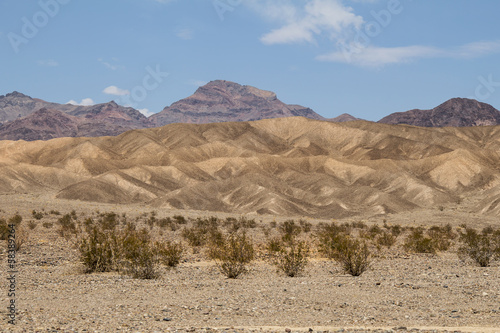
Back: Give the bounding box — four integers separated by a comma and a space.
0, 196, 499, 332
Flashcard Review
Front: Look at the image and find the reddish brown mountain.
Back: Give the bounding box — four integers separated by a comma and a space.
150, 80, 325, 126
328, 113, 358, 122
0, 107, 151, 141
378, 98, 500, 127
0, 92, 152, 140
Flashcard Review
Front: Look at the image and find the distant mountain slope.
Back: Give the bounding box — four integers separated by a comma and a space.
0, 92, 151, 140
328, 113, 358, 122
150, 80, 325, 126
2, 117, 500, 218
0, 108, 152, 141
378, 98, 500, 127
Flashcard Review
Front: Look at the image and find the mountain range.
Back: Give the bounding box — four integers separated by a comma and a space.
1, 80, 500, 141
2, 116, 500, 218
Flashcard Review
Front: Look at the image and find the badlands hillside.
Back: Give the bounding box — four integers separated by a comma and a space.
1, 116, 500, 219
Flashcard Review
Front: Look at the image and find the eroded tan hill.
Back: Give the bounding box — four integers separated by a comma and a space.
1, 117, 500, 218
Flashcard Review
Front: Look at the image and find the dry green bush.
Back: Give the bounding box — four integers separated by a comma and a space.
403, 228, 436, 254
98, 212, 120, 230
427, 224, 456, 251
316, 222, 350, 259
279, 220, 302, 241
267, 236, 309, 277
157, 240, 184, 268
208, 232, 254, 278
224, 217, 257, 232
299, 219, 312, 233
32, 210, 44, 220
0, 218, 9, 240
376, 231, 397, 248
57, 214, 77, 239
173, 215, 187, 224
120, 227, 160, 279
8, 214, 22, 226
457, 226, 500, 267
78, 225, 120, 273
334, 236, 371, 276
182, 217, 221, 247
28, 220, 37, 230
1, 215, 23, 243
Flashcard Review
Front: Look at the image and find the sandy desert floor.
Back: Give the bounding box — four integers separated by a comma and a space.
0, 194, 499, 333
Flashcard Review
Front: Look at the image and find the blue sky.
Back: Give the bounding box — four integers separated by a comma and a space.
1, 0, 500, 121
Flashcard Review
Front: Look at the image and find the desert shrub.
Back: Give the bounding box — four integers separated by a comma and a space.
172, 215, 187, 224
157, 241, 184, 267
360, 225, 383, 240
57, 214, 77, 238
8, 214, 22, 226
98, 212, 119, 230
279, 220, 302, 241
316, 222, 350, 259
351, 221, 367, 229
403, 228, 436, 254
182, 217, 221, 247
32, 210, 44, 220
0, 218, 8, 240
13, 227, 28, 251
334, 236, 371, 276
28, 220, 37, 230
42, 222, 53, 228
208, 232, 254, 278
120, 228, 160, 279
225, 217, 257, 232
182, 227, 204, 247
78, 225, 119, 273
156, 217, 172, 229
0, 220, 26, 250
299, 219, 312, 233
376, 231, 397, 248
78, 223, 169, 279
49, 210, 60, 215
457, 226, 500, 267
427, 224, 455, 251
389, 224, 403, 237
267, 236, 309, 277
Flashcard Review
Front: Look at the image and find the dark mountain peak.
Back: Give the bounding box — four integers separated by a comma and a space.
195, 80, 278, 101
329, 113, 358, 122
378, 98, 500, 127
4, 91, 30, 99
150, 80, 322, 126
434, 97, 494, 112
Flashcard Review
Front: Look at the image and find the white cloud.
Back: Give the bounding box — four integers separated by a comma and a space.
98, 58, 123, 71
176, 28, 194, 40
250, 0, 363, 45
317, 40, 500, 67
37, 59, 59, 67
138, 108, 155, 117
67, 98, 94, 106
103, 85, 130, 96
